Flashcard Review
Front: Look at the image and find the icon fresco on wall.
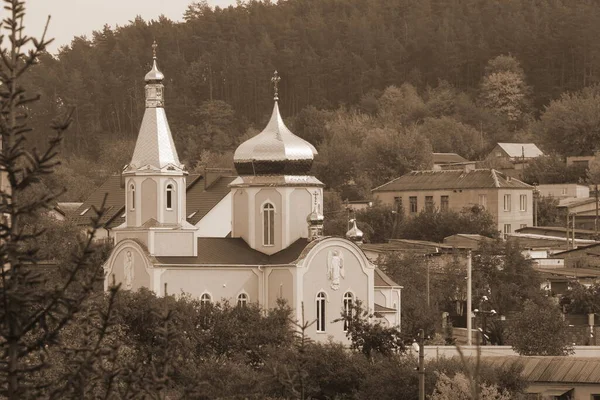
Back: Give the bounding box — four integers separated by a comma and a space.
124, 250, 134, 290
327, 249, 345, 290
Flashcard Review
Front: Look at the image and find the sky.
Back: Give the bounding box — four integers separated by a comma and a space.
25, 0, 237, 54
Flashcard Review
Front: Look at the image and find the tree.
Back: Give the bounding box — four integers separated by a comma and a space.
335, 300, 405, 359
0, 2, 112, 397
535, 85, 600, 156
560, 282, 600, 315
430, 372, 512, 400
535, 195, 566, 227
354, 202, 395, 243
478, 55, 531, 128
509, 299, 574, 356
418, 116, 484, 160
521, 154, 587, 185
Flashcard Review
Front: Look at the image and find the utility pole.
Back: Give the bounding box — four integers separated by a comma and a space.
467, 250, 472, 346
595, 184, 598, 235
418, 328, 425, 400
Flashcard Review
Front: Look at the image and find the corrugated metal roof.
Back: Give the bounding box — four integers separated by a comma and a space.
497, 143, 544, 158
372, 169, 531, 192
432, 153, 468, 164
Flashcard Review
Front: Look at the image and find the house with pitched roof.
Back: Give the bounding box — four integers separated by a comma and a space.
485, 142, 544, 170
372, 167, 533, 236
101, 48, 400, 342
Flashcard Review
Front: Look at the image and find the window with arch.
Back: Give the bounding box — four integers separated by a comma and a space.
129, 183, 135, 210
316, 292, 326, 332
200, 293, 212, 306
343, 292, 354, 332
237, 293, 248, 307
262, 202, 275, 246
166, 183, 173, 210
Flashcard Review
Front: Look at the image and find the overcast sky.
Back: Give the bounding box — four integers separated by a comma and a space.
25, 0, 237, 53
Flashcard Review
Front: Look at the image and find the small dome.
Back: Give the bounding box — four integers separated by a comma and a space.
307, 209, 324, 225
346, 219, 364, 242
234, 101, 317, 175
145, 59, 164, 83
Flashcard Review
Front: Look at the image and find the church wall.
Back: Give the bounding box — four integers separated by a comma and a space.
375, 290, 386, 306
254, 189, 282, 255
107, 246, 151, 291
154, 232, 195, 256
161, 268, 259, 302
196, 193, 232, 237
232, 189, 249, 241
290, 188, 312, 243
302, 244, 369, 343
126, 179, 137, 226
114, 231, 148, 247
141, 178, 158, 224
267, 268, 294, 309
163, 179, 178, 224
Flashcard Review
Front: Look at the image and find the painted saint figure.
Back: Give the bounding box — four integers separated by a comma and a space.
327, 249, 344, 290
124, 250, 134, 290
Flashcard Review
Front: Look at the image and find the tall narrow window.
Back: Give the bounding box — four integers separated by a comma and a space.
200, 293, 212, 306
409, 196, 418, 214
263, 203, 275, 246
316, 292, 326, 332
440, 195, 449, 212
478, 194, 487, 209
503, 224, 512, 239
343, 292, 354, 332
503, 194, 511, 211
166, 184, 173, 210
520, 194, 527, 211
425, 196, 434, 212
237, 293, 248, 307
129, 183, 135, 210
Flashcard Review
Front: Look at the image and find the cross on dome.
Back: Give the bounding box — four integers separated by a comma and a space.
271, 70, 281, 101
152, 40, 158, 60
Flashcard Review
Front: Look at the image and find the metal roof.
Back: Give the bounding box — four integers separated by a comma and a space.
374, 268, 401, 287
432, 153, 468, 164
497, 143, 544, 158
482, 356, 600, 383
372, 169, 531, 192
129, 108, 181, 170
234, 101, 317, 164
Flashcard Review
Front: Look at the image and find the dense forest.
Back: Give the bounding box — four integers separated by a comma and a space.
24, 0, 600, 201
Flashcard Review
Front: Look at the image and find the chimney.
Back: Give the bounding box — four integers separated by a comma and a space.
463, 163, 476, 172
205, 167, 234, 189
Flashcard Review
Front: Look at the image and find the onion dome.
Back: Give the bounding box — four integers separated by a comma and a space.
307, 208, 324, 225
346, 219, 364, 243
233, 71, 317, 176
144, 41, 164, 83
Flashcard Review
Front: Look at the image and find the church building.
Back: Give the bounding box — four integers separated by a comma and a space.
102, 45, 401, 342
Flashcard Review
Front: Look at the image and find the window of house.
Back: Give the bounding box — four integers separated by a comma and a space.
237, 293, 248, 307
316, 292, 326, 332
478, 194, 487, 209
495, 151, 502, 157
263, 203, 275, 246
503, 224, 511, 239
440, 195, 449, 212
561, 187, 567, 195
590, 394, 600, 400
409, 196, 418, 214
520, 194, 527, 211
343, 292, 354, 332
200, 293, 212, 306
394, 196, 402, 212
425, 196, 434, 212
166, 184, 173, 210
129, 183, 135, 210
503, 194, 511, 211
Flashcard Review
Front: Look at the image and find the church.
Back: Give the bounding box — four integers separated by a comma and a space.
102, 45, 401, 342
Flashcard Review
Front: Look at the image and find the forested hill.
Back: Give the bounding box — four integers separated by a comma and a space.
24, 0, 600, 200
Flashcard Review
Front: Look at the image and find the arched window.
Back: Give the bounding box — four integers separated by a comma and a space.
262, 202, 275, 246
237, 293, 248, 307
316, 292, 326, 332
166, 184, 173, 210
129, 183, 135, 210
343, 292, 354, 332
200, 293, 212, 306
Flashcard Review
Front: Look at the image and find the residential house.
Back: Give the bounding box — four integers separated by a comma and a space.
485, 142, 544, 170
516, 226, 599, 240
567, 154, 597, 168
537, 183, 589, 200
372, 167, 533, 236
554, 243, 600, 268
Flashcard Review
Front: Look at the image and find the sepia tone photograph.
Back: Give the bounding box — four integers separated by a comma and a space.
1, 0, 600, 398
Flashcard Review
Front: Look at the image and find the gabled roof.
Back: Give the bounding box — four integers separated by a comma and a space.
154, 238, 309, 266
432, 153, 468, 164
372, 169, 531, 192
374, 268, 401, 287
496, 143, 543, 158
71, 173, 232, 229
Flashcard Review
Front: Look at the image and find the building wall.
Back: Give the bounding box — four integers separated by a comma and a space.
254, 188, 283, 255
141, 178, 158, 223
114, 231, 148, 247
289, 188, 313, 244
232, 189, 249, 242
266, 268, 295, 309
160, 267, 259, 303
104, 243, 151, 292
196, 193, 232, 237
154, 231, 195, 256
537, 183, 589, 199
557, 247, 600, 268
496, 189, 533, 235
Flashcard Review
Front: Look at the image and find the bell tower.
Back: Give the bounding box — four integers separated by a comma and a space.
115, 42, 196, 257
